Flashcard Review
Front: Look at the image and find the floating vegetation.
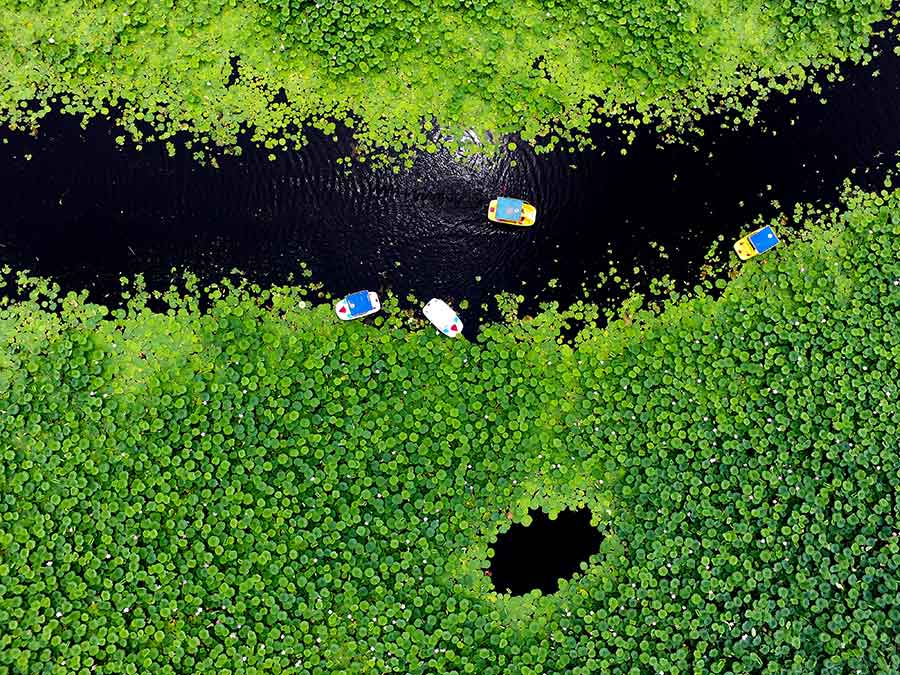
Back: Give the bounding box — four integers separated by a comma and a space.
1, 181, 899, 672
0, 1, 894, 162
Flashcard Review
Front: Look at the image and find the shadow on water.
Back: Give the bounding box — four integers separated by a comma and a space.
1, 31, 899, 331
489, 508, 604, 596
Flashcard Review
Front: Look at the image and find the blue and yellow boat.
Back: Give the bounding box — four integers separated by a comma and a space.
488, 197, 537, 227
734, 225, 779, 260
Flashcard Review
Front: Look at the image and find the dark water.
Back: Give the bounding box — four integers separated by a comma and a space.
1, 35, 899, 332
489, 508, 604, 596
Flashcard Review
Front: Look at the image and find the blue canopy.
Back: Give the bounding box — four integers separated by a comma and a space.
346, 291, 374, 315
496, 197, 523, 222
749, 226, 779, 254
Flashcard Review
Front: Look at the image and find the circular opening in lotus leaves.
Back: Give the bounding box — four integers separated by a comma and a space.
489, 507, 603, 596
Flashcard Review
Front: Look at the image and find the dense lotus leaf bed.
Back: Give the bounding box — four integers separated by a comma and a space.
1, 185, 899, 673
0, 1, 893, 161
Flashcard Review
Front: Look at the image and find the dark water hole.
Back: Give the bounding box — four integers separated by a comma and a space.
1, 33, 899, 332
489, 508, 604, 596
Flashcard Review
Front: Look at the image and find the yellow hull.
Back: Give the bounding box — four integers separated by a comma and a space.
733, 237, 757, 260
488, 199, 537, 227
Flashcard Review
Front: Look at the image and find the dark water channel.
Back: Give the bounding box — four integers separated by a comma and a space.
490, 508, 604, 596
2, 33, 900, 332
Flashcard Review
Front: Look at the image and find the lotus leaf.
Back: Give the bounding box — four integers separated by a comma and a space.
2, 180, 900, 671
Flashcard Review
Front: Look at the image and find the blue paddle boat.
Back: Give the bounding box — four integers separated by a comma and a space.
335, 291, 381, 320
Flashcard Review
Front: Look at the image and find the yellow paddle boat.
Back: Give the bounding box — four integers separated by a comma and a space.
734, 225, 779, 260
488, 197, 537, 227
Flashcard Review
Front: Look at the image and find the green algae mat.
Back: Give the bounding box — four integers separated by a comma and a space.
1, 1, 894, 160
1, 184, 899, 673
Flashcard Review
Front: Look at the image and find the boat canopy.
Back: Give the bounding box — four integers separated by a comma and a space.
749, 226, 778, 254
496, 197, 523, 222
347, 290, 374, 314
